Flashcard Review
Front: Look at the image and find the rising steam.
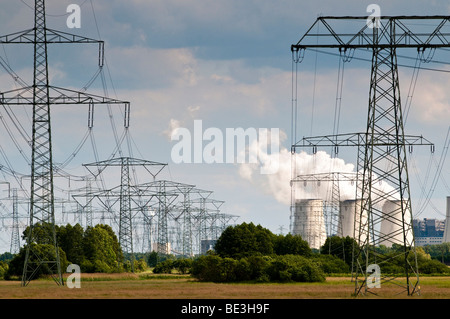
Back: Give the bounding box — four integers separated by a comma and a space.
239, 137, 398, 207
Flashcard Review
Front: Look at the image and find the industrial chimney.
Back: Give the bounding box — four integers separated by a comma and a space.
442, 197, 450, 243
292, 199, 327, 249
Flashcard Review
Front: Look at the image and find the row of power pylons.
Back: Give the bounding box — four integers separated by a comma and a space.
0, 1, 236, 286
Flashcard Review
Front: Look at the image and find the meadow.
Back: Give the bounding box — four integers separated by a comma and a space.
2, 273, 450, 299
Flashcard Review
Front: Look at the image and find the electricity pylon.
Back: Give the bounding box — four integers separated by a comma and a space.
291, 16, 449, 296
83, 157, 167, 271
10, 188, 20, 255
0, 1, 130, 286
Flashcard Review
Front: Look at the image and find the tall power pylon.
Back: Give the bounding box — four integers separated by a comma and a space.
10, 188, 21, 255
291, 16, 449, 296
83, 157, 167, 270
0, 1, 130, 286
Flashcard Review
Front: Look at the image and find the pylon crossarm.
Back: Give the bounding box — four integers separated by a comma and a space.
0, 86, 129, 106
292, 132, 434, 150
0, 28, 103, 44
292, 16, 450, 51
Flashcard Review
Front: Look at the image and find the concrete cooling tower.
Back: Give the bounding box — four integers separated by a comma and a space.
292, 199, 326, 250
379, 200, 414, 247
338, 199, 368, 244
442, 197, 450, 243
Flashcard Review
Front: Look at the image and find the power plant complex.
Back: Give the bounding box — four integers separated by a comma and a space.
291, 197, 432, 250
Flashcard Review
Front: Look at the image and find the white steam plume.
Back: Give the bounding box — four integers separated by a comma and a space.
239, 137, 398, 206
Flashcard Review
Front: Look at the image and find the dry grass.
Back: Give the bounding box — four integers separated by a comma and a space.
1, 274, 450, 299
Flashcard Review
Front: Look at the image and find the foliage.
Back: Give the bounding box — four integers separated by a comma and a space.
191, 254, 325, 283
214, 222, 276, 259
274, 234, 312, 257
419, 259, 450, 274
147, 251, 159, 267
191, 255, 238, 282
214, 222, 313, 259
152, 258, 193, 274
7, 223, 124, 277
174, 258, 193, 274
320, 236, 357, 267
266, 255, 326, 283
82, 224, 123, 273
6, 244, 69, 279
58, 223, 85, 265
153, 260, 175, 274
422, 243, 450, 264
0, 252, 14, 262
0, 261, 8, 279
312, 254, 350, 274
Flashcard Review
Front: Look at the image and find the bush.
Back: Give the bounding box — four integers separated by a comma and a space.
191, 254, 325, 283
214, 223, 276, 259
312, 254, 350, 274
153, 260, 175, 274
274, 234, 311, 257
246, 255, 272, 282
191, 255, 228, 282
419, 259, 450, 274
6, 244, 69, 279
0, 261, 8, 280
174, 259, 193, 274
266, 255, 326, 283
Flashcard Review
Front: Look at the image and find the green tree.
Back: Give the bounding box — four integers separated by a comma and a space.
6, 244, 69, 279
266, 254, 326, 283
147, 251, 158, 267
82, 224, 123, 273
214, 222, 276, 259
320, 236, 357, 267
21, 222, 56, 245
58, 223, 84, 265
274, 234, 311, 256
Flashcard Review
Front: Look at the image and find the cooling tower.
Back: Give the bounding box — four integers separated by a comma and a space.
338, 199, 368, 244
442, 197, 450, 243
292, 199, 326, 249
379, 200, 414, 247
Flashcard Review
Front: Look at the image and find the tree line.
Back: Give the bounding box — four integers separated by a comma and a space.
173, 222, 450, 283
4, 223, 146, 279
0, 221, 449, 282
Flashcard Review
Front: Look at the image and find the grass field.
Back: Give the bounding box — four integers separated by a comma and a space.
2, 273, 450, 299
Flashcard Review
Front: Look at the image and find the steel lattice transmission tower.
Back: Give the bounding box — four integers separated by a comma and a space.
291, 16, 449, 296
83, 157, 167, 271
10, 188, 21, 255
0, 1, 130, 286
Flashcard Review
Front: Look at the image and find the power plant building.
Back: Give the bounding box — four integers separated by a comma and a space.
379, 200, 414, 247
292, 199, 327, 249
338, 199, 368, 244
442, 197, 450, 243
293, 196, 450, 249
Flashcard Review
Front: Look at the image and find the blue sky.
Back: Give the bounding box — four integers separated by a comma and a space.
0, 0, 448, 252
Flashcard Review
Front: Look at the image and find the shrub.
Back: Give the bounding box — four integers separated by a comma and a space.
266, 255, 326, 283
153, 260, 175, 274
0, 261, 8, 280
191, 254, 326, 283
191, 255, 226, 282
6, 244, 69, 279
174, 259, 193, 274
419, 259, 450, 274
312, 254, 350, 274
